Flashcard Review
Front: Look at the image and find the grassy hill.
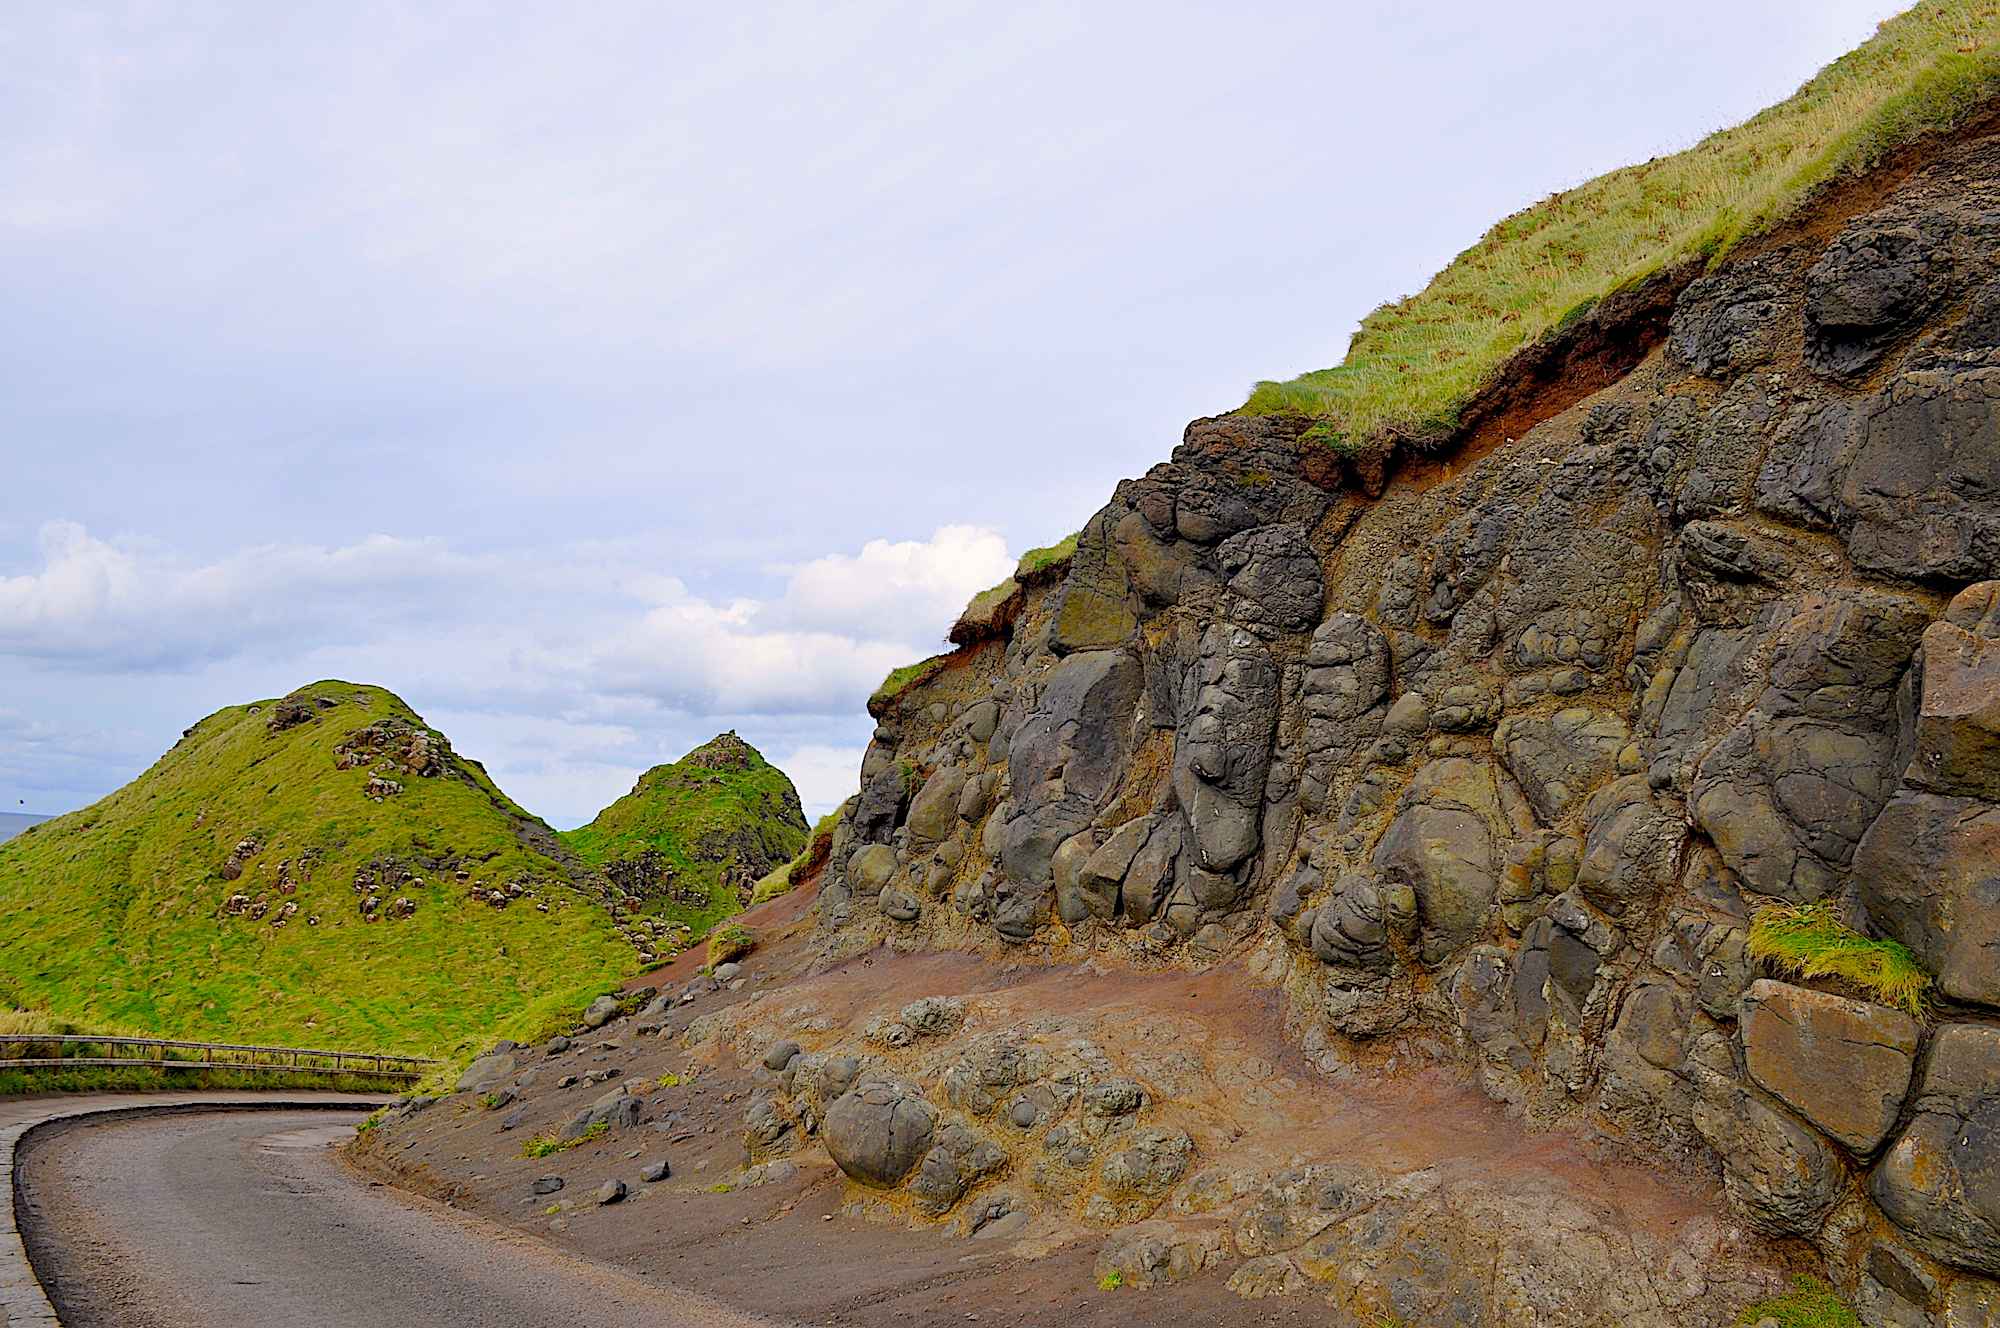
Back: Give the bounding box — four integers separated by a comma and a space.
563, 732, 809, 938
1245, 0, 2000, 448
0, 682, 637, 1056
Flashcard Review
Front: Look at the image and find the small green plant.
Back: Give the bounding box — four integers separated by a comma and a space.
480, 1092, 506, 1109
355, 1108, 385, 1133
655, 1072, 685, 1088
1737, 1273, 1861, 1328
542, 1203, 561, 1215
708, 1181, 733, 1193
1097, 1269, 1123, 1291
519, 1119, 607, 1159
1747, 902, 1933, 1016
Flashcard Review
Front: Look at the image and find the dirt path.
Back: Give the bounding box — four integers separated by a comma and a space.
16, 1108, 779, 1328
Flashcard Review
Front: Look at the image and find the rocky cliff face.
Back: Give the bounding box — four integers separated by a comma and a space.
780, 133, 2000, 1322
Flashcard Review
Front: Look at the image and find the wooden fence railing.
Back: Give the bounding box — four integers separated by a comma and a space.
0, 1035, 435, 1082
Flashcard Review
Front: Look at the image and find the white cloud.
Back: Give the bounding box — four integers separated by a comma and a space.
0, 520, 484, 670
0, 520, 1007, 820
595, 524, 1013, 714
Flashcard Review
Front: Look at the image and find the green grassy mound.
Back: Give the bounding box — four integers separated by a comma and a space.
561, 732, 808, 940
1245, 1, 2000, 448
0, 682, 636, 1057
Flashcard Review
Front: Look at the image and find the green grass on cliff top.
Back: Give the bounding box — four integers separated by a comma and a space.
1245, 1, 2000, 446
0, 682, 635, 1058
561, 733, 808, 936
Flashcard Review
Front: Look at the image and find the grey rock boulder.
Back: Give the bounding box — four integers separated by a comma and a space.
1689, 1027, 1845, 1238
1175, 625, 1280, 875
1494, 708, 1628, 825
1804, 221, 1937, 379
1907, 581, 2000, 800
823, 1077, 937, 1188
456, 1052, 516, 1094
1370, 758, 1501, 966
1740, 979, 1919, 1153
1873, 1024, 2000, 1276
595, 1178, 626, 1205
907, 1121, 1009, 1215
1856, 790, 2000, 1008
581, 995, 622, 1030
1216, 524, 1324, 631
1837, 347, 2000, 582
847, 843, 898, 898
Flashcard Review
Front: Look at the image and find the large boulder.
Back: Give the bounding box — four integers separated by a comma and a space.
1370, 758, 1501, 966
1174, 625, 1281, 875
1739, 979, 1919, 1153
1907, 581, 2000, 800
823, 1077, 937, 1188
581, 995, 621, 1029
1494, 708, 1628, 825
1299, 613, 1392, 812
904, 767, 967, 852
456, 1052, 516, 1094
1688, 590, 1924, 902
1803, 219, 1938, 379
1855, 791, 2000, 1007
906, 1121, 1008, 1215
1872, 1024, 2000, 1276
1836, 346, 2000, 582
1216, 524, 1324, 631
1688, 1027, 1845, 1238
847, 843, 898, 898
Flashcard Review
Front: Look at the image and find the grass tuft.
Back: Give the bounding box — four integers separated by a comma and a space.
520, 1119, 607, 1159
1242, 2, 2000, 450
1015, 533, 1078, 580
1747, 902, 1933, 1016
869, 655, 952, 715
1737, 1273, 1862, 1328
1097, 1269, 1123, 1291
704, 921, 756, 969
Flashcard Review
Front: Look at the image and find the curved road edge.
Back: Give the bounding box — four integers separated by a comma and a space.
1, 1091, 388, 1327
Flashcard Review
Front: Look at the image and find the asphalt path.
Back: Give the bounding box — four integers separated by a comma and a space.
15, 1106, 781, 1328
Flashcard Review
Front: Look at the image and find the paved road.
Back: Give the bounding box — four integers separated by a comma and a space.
15, 1105, 780, 1328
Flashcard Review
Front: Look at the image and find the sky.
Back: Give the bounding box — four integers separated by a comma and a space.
0, 0, 1912, 827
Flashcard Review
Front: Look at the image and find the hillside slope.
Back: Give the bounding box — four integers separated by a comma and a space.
0, 682, 637, 1054
1247, 0, 2000, 455
563, 731, 808, 938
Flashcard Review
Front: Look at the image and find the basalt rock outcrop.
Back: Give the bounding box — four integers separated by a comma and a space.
781, 136, 2000, 1323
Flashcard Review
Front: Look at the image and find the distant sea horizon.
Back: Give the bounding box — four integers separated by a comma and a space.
0, 812, 52, 844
